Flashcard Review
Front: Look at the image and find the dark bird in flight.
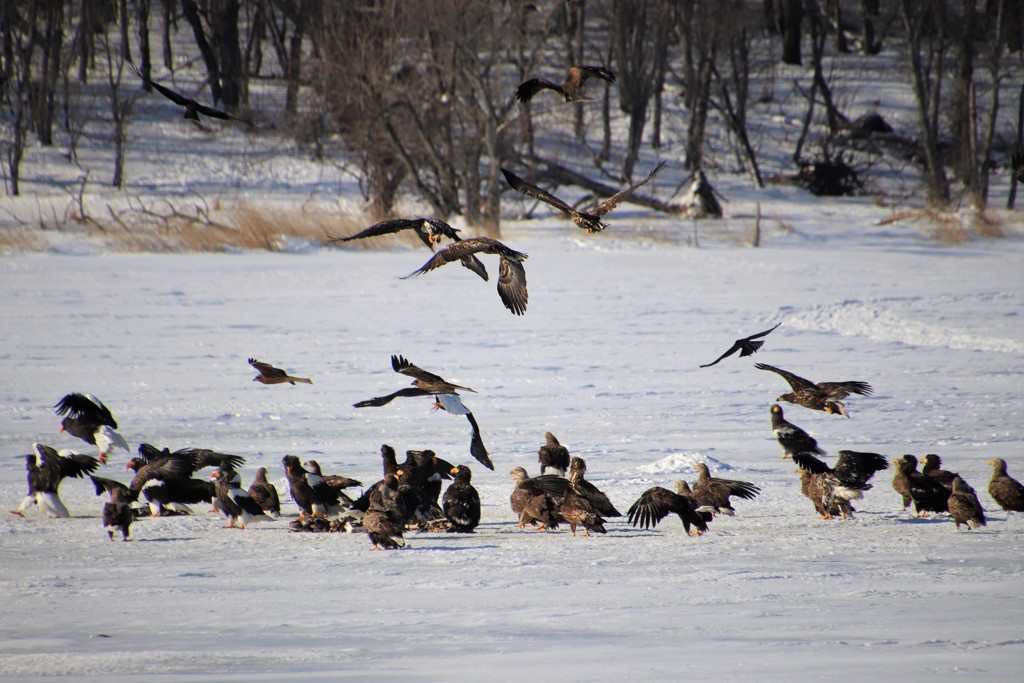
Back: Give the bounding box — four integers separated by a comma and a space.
402, 236, 528, 315
354, 355, 494, 470
248, 358, 312, 385
502, 162, 665, 233
515, 65, 616, 103
326, 218, 489, 281
54, 392, 130, 463
130, 64, 254, 127
755, 363, 873, 417
700, 323, 781, 367
769, 404, 826, 460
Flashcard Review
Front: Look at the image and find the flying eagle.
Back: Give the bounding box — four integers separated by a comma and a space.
54, 393, 130, 463
502, 162, 665, 234
402, 236, 528, 315
700, 323, 780, 367
131, 64, 254, 127
515, 65, 616, 103
755, 363, 873, 417
354, 355, 494, 470
248, 358, 312, 385
326, 217, 488, 280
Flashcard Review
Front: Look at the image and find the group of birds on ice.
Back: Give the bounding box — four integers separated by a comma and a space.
11, 65, 1022, 548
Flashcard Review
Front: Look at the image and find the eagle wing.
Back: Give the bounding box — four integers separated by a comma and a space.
501, 168, 575, 216
816, 380, 874, 398
353, 386, 432, 408
515, 78, 564, 103
591, 161, 666, 217
248, 358, 287, 379
54, 393, 117, 428
496, 256, 528, 316
755, 363, 818, 392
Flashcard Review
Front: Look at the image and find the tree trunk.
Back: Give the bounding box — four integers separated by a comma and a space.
781, 0, 803, 65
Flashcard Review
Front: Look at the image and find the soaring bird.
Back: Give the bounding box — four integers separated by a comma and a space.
443, 465, 481, 533
948, 476, 986, 530
755, 363, 873, 417
568, 457, 621, 517
364, 474, 406, 550
790, 450, 888, 520
891, 455, 948, 516
326, 218, 488, 281
699, 323, 781, 367
402, 237, 528, 315
354, 355, 494, 470
690, 463, 761, 516
248, 358, 312, 385
210, 466, 271, 529
130, 64, 254, 127
515, 65, 616, 103
626, 482, 711, 536
502, 162, 665, 234
538, 432, 571, 477
987, 458, 1024, 512
54, 393, 129, 463
769, 404, 826, 460
509, 467, 568, 530
247, 467, 281, 519
11, 444, 101, 518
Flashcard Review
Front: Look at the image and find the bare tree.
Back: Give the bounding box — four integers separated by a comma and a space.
675, 0, 719, 171
309, 1, 523, 231
781, 0, 803, 64
899, 0, 951, 206
181, 0, 247, 110
611, 0, 673, 180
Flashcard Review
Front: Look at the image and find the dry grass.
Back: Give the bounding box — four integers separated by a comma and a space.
0, 227, 48, 253
877, 207, 1010, 244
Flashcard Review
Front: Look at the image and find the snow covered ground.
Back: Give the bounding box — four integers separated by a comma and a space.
1, 221, 1022, 681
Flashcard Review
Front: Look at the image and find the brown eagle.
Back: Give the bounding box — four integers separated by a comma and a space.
402, 237, 528, 315
515, 65, 616, 103
756, 363, 873, 417
248, 358, 312, 385
501, 162, 666, 234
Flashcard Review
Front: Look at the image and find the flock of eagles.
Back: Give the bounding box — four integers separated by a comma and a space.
10, 66, 1023, 549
